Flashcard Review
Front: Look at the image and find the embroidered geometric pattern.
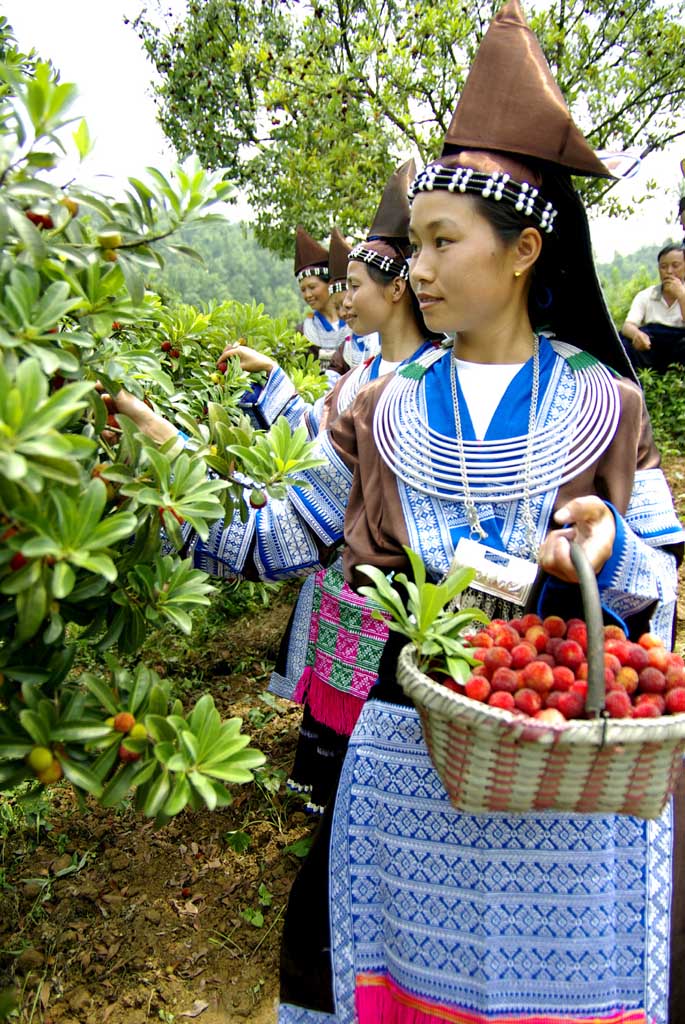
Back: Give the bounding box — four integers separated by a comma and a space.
255, 365, 303, 428
289, 434, 351, 546
254, 495, 324, 580
303, 564, 389, 698
190, 505, 256, 576
330, 702, 671, 1024
626, 469, 685, 547
267, 571, 319, 701
278, 1005, 336, 1023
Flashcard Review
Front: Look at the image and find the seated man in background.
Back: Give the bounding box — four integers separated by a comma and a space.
622, 243, 685, 372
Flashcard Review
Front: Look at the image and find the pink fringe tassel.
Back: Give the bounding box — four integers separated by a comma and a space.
293, 669, 365, 736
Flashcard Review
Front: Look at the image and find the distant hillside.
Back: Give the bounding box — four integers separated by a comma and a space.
151, 219, 303, 321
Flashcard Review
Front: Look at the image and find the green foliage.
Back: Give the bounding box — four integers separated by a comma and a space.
134, 0, 685, 254
638, 367, 685, 457
357, 547, 488, 680
150, 220, 302, 320
596, 242, 680, 328
0, 23, 327, 819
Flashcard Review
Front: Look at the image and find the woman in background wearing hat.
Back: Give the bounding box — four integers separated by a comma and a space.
327, 227, 380, 376
294, 226, 347, 372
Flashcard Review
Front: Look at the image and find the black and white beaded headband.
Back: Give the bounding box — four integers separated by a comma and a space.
329, 280, 346, 293
296, 265, 330, 282
348, 243, 409, 280
408, 165, 558, 234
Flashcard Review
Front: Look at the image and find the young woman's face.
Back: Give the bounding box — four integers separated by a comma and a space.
408, 192, 515, 337
331, 288, 347, 319
299, 275, 331, 312
342, 262, 392, 336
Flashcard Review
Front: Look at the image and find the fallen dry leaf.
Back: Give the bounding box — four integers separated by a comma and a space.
178, 1000, 209, 1018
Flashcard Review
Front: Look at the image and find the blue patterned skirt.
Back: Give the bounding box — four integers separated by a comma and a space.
316, 700, 673, 1024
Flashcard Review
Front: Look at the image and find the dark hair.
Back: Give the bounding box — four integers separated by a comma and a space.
470, 191, 560, 333
353, 257, 443, 342
658, 243, 685, 262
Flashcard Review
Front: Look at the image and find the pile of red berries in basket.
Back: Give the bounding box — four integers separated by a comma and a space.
447, 615, 685, 723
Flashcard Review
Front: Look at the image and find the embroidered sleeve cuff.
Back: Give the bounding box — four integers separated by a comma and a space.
186, 503, 257, 577
253, 366, 307, 429
289, 433, 350, 545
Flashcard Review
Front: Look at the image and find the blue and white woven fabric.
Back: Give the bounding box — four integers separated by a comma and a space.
329, 700, 672, 1023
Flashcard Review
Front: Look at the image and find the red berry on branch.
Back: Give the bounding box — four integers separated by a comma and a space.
160, 341, 172, 351
9, 552, 27, 571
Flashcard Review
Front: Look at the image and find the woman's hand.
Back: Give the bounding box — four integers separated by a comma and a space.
537, 496, 615, 584
111, 389, 178, 445
218, 343, 276, 373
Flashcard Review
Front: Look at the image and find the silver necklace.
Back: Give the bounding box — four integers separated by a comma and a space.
450, 335, 540, 556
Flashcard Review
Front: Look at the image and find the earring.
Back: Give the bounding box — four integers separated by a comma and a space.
514, 270, 522, 278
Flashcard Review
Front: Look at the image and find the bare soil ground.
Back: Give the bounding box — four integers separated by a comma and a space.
3, 458, 685, 1024
0, 585, 312, 1024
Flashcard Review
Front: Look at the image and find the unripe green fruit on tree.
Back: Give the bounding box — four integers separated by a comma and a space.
97, 230, 122, 249
129, 723, 148, 740
105, 716, 116, 728
249, 488, 267, 509
118, 744, 140, 764
60, 196, 79, 217
27, 746, 54, 774
113, 711, 136, 733
37, 758, 63, 785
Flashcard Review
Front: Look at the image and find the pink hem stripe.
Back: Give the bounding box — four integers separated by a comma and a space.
355, 974, 649, 1024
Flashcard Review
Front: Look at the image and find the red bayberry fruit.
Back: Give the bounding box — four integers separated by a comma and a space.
615, 666, 639, 694
160, 340, 172, 351
26, 210, 54, 229
519, 613, 542, 632
483, 647, 513, 674
218, 361, 228, 373
534, 707, 567, 725
666, 653, 685, 671
508, 618, 524, 636
603, 624, 627, 642
441, 677, 464, 694
535, 653, 556, 668
604, 652, 621, 676
647, 646, 669, 672
542, 615, 566, 637
556, 640, 585, 673
605, 690, 632, 718
9, 552, 27, 571
510, 642, 536, 669
488, 691, 515, 711
545, 637, 564, 659
169, 348, 180, 358
520, 660, 554, 695
551, 665, 575, 692
545, 690, 564, 710
470, 630, 494, 649
524, 625, 549, 652
106, 414, 119, 429
119, 743, 141, 763
624, 644, 649, 672
665, 665, 685, 691
514, 687, 542, 716
638, 667, 667, 694
638, 632, 664, 650
665, 688, 685, 714
113, 711, 136, 733
604, 638, 630, 664
465, 676, 491, 702
557, 691, 585, 719
490, 624, 519, 650
632, 702, 661, 719
635, 691, 666, 710
566, 622, 588, 652
490, 667, 518, 694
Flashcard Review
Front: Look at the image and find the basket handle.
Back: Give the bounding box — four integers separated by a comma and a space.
569, 540, 605, 718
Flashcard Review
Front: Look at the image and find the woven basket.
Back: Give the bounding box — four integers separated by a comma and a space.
396, 544, 685, 819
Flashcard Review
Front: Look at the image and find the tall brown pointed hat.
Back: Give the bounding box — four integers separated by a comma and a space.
368, 158, 417, 239
410, 0, 635, 378
348, 159, 416, 280
328, 227, 351, 292
443, 0, 610, 178
294, 225, 329, 280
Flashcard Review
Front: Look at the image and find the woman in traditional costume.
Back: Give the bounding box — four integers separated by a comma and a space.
294, 226, 347, 368
218, 162, 444, 814
111, 4, 684, 1016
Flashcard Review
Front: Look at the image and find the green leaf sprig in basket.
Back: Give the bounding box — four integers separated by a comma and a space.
357, 546, 490, 684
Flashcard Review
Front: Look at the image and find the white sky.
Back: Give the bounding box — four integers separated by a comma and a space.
2, 0, 683, 263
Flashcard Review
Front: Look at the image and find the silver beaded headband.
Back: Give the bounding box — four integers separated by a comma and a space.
329, 280, 346, 294
296, 266, 329, 282
348, 243, 410, 280
408, 165, 558, 234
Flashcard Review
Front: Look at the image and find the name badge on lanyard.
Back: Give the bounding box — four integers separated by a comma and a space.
449, 537, 538, 608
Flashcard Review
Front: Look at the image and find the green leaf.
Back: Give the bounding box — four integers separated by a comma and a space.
57, 756, 104, 798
